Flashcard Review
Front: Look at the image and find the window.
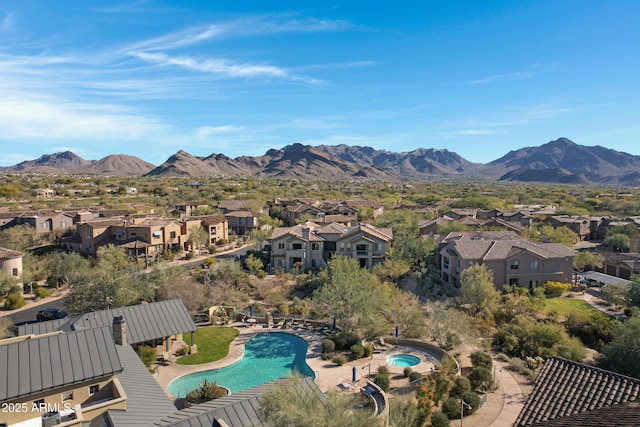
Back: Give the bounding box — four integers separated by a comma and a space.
292, 243, 302, 250
510, 260, 519, 270
170, 231, 176, 238
530, 260, 539, 269
89, 385, 100, 395
377, 243, 383, 251
116, 231, 124, 238
12, 268, 18, 276
152, 231, 162, 238
62, 391, 73, 401
356, 244, 367, 254
131, 232, 136, 236
457, 259, 462, 268
311, 260, 317, 268
529, 280, 538, 289
339, 242, 345, 250
239, 218, 245, 225
509, 278, 519, 286
278, 243, 285, 250
60, 221, 67, 228
210, 228, 217, 235
33, 399, 45, 408
311, 243, 320, 251
443, 256, 449, 269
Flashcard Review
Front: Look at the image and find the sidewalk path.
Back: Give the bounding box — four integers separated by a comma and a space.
489, 361, 526, 427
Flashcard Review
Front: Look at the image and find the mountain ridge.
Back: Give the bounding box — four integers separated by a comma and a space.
3, 138, 640, 184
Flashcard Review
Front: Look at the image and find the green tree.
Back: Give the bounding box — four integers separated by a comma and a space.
188, 225, 209, 251
46, 252, 91, 288
627, 275, 640, 308
459, 264, 500, 319
603, 233, 631, 252
597, 308, 640, 378
470, 351, 493, 370
313, 256, 387, 339
372, 259, 411, 285
573, 251, 604, 272
0, 318, 13, 339
0, 273, 20, 296
468, 366, 493, 392
0, 224, 37, 251
244, 254, 264, 275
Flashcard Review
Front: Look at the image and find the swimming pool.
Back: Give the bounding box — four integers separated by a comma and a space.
387, 354, 421, 367
168, 332, 315, 396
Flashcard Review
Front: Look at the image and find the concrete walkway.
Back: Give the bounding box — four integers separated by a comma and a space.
489, 361, 526, 427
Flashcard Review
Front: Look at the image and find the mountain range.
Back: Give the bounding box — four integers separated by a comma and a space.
3, 138, 640, 185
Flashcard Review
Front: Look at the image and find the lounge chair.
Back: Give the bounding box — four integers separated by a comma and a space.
378, 337, 394, 349
160, 352, 173, 364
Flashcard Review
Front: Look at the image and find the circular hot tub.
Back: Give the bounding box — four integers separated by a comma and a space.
387, 354, 421, 367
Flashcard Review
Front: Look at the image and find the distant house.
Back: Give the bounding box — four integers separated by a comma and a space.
437, 231, 575, 289
269, 222, 393, 271
33, 187, 55, 198
224, 210, 258, 236
514, 357, 640, 427
0, 246, 23, 283
174, 201, 210, 217
65, 214, 227, 256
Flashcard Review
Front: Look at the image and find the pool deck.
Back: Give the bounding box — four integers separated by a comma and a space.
154, 322, 442, 400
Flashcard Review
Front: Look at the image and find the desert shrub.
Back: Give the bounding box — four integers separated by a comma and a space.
565, 312, 615, 351
496, 352, 510, 362
442, 397, 461, 419
403, 367, 413, 378
542, 281, 571, 297
363, 344, 373, 358
35, 287, 51, 299
4, 293, 26, 310
494, 315, 585, 361
470, 351, 493, 370
186, 379, 227, 404
462, 392, 481, 414
350, 344, 364, 359
175, 345, 190, 357
321, 339, 336, 354
408, 371, 423, 382
332, 355, 346, 366
332, 332, 361, 350
468, 366, 493, 392
320, 352, 334, 361
431, 411, 450, 427
185, 252, 194, 260
377, 365, 391, 376
449, 377, 471, 399
444, 331, 462, 350
135, 345, 157, 372
374, 372, 390, 392
256, 270, 267, 279
203, 257, 216, 268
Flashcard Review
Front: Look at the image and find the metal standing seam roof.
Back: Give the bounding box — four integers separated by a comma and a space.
0, 327, 122, 402
104, 345, 176, 427
152, 378, 323, 427
18, 299, 197, 345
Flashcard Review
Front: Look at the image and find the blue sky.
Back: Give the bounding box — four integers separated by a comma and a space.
1, 0, 639, 166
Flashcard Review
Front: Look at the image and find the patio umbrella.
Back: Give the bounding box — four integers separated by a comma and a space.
249, 305, 253, 317
352, 366, 357, 383
332, 317, 336, 331
395, 325, 399, 338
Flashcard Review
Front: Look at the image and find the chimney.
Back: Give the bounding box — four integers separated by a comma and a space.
113, 316, 127, 346
301, 227, 310, 241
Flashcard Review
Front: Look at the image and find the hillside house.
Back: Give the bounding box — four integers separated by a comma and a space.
269, 222, 393, 271
438, 231, 575, 289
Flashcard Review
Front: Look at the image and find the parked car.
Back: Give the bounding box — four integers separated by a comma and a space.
37, 308, 67, 322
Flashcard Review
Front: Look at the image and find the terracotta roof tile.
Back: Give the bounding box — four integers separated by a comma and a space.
515, 357, 640, 426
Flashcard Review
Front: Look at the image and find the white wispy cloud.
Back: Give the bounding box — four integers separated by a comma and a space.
129, 51, 323, 83
464, 71, 534, 85
0, 92, 167, 140
125, 16, 352, 52
196, 125, 244, 137
94, 0, 153, 14
0, 12, 14, 33
443, 129, 504, 136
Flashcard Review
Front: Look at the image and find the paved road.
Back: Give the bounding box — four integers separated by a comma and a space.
3, 297, 66, 331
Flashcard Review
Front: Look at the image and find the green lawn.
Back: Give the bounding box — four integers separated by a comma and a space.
176, 326, 239, 365
542, 297, 602, 320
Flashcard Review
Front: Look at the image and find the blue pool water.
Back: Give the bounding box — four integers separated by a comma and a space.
168, 332, 315, 396
387, 354, 421, 367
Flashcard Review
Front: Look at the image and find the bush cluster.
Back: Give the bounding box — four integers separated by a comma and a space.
4, 293, 26, 310
35, 287, 51, 299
